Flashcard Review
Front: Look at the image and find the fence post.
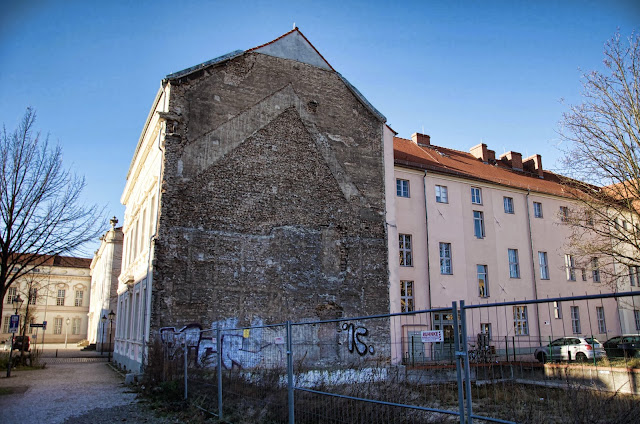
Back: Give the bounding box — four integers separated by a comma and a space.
183, 341, 188, 400
217, 327, 223, 421
452, 301, 466, 424
286, 321, 295, 424
460, 300, 474, 423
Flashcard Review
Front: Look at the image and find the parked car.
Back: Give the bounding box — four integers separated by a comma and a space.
534, 337, 606, 363
603, 335, 640, 358
13, 335, 30, 352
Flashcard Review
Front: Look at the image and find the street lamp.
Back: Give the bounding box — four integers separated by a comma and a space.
6, 294, 24, 377
64, 317, 70, 349
12, 294, 24, 314
107, 310, 115, 362
101, 314, 107, 355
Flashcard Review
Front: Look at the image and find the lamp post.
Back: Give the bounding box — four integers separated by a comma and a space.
64, 317, 70, 349
107, 310, 115, 362
100, 314, 107, 355
6, 294, 24, 377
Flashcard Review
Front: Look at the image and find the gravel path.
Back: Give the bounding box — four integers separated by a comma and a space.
0, 358, 177, 423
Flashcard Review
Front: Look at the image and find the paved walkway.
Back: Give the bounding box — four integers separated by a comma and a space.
0, 348, 176, 424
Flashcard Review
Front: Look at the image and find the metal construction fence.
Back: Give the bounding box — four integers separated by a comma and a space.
156, 291, 640, 423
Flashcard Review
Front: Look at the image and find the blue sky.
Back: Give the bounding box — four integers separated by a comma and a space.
1, 0, 638, 254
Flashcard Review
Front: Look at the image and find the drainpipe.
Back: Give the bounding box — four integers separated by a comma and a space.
526, 190, 542, 341
140, 94, 167, 371
423, 171, 433, 316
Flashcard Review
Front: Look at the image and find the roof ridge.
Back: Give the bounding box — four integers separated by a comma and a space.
247, 27, 335, 72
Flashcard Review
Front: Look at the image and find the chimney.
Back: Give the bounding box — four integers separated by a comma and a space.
499, 151, 523, 171
523, 154, 544, 178
411, 132, 431, 147
470, 143, 489, 162
487, 149, 496, 162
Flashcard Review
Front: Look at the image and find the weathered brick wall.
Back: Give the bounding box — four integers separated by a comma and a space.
151, 52, 389, 351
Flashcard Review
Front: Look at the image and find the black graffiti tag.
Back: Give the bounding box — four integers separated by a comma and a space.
342, 323, 375, 356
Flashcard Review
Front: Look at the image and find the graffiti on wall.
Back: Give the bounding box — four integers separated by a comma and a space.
342, 323, 375, 356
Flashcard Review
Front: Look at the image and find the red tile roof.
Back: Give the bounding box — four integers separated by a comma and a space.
15, 254, 92, 269
393, 137, 572, 198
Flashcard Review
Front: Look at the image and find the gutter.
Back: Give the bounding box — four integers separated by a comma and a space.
423, 171, 433, 316
526, 190, 543, 340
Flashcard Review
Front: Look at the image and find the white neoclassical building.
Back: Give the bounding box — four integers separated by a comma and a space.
2, 255, 92, 346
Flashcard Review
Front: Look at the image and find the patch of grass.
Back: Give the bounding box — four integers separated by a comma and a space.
0, 387, 13, 395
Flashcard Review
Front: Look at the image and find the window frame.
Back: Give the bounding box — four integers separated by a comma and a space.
54, 317, 63, 335
471, 187, 482, 205
553, 301, 562, 319
399, 234, 413, 267
56, 289, 66, 306
630, 266, 639, 287
533, 201, 543, 218
560, 206, 569, 222
503, 196, 514, 214
596, 306, 606, 333
565, 254, 576, 281
400, 280, 415, 313
6, 287, 17, 304
513, 306, 529, 336
477, 264, 489, 298
571, 306, 581, 334
75, 290, 84, 307
396, 179, 410, 198
591, 257, 600, 282
508, 248, 520, 278
538, 251, 549, 280
635, 310, 640, 331
72, 317, 81, 335
435, 185, 448, 204
439, 242, 453, 275
473, 210, 485, 239
480, 323, 492, 341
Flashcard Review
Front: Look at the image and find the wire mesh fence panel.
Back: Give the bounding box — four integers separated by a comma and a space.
462, 292, 640, 424
290, 308, 464, 423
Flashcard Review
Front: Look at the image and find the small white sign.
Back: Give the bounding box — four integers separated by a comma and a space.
544, 321, 550, 326
274, 336, 285, 345
421, 330, 443, 343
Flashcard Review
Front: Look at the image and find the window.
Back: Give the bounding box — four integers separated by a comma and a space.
72, 318, 81, 335
503, 196, 514, 214
2, 316, 9, 333
471, 187, 482, 204
635, 310, 640, 331
533, 201, 543, 218
565, 255, 576, 281
513, 306, 529, 335
508, 249, 520, 278
54, 317, 63, 335
396, 179, 410, 197
29, 288, 37, 305
560, 206, 569, 222
75, 290, 84, 307
477, 265, 489, 298
6, 287, 17, 304
596, 307, 606, 333
56, 289, 66, 306
400, 281, 414, 313
480, 323, 492, 341
591, 258, 600, 282
440, 242, 452, 274
473, 211, 485, 239
630, 266, 639, 287
29, 317, 35, 334
585, 211, 594, 227
581, 268, 587, 281
399, 234, 413, 267
553, 301, 562, 319
537, 251, 549, 280
435, 185, 448, 203
571, 306, 581, 334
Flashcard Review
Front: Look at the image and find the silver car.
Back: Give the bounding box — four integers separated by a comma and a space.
534, 337, 606, 362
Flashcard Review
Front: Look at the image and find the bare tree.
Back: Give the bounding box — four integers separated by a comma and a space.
559, 32, 640, 286
0, 108, 105, 318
